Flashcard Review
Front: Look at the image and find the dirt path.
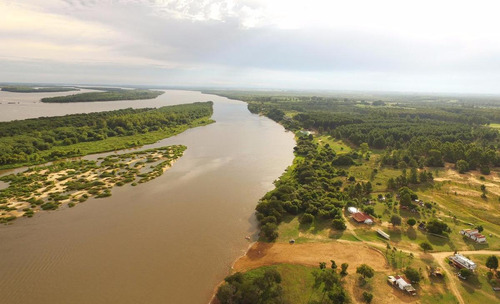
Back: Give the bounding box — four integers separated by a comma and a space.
232, 241, 389, 272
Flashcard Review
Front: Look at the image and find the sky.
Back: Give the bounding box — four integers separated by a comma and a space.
1, 0, 500, 93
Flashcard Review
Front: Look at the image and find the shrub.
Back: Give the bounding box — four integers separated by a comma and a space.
420, 242, 433, 252
362, 292, 373, 303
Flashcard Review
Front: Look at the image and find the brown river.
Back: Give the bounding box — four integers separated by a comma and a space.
0, 90, 295, 304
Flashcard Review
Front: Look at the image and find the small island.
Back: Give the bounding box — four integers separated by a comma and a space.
1, 86, 78, 93
41, 89, 164, 103
0, 101, 214, 169
0, 145, 185, 223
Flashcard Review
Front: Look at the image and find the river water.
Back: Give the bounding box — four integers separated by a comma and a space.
0, 90, 295, 304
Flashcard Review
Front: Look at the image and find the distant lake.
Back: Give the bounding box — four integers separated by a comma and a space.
0, 90, 295, 304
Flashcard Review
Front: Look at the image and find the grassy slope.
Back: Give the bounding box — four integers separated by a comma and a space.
239, 264, 329, 303
0, 117, 214, 170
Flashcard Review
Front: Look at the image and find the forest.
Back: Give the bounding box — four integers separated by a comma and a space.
40, 89, 163, 103
217, 92, 500, 175
1, 86, 78, 93
0, 102, 213, 168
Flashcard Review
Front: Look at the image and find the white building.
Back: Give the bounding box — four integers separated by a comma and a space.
449, 253, 477, 271
388, 275, 417, 296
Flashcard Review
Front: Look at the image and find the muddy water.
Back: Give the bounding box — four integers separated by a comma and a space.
0, 91, 295, 304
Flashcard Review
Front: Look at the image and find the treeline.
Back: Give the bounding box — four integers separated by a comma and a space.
244, 96, 500, 173
0, 102, 213, 167
256, 135, 371, 240
41, 89, 163, 103
1, 86, 77, 93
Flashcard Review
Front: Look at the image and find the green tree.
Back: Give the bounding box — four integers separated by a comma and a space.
356, 264, 375, 279
459, 268, 473, 279
456, 159, 469, 174
362, 291, 373, 303
486, 255, 499, 271
300, 213, 314, 224
409, 167, 418, 184
260, 223, 278, 241
330, 259, 337, 270
332, 219, 347, 230
340, 263, 349, 276
390, 215, 402, 227
404, 267, 421, 283
426, 219, 450, 235
407, 218, 417, 227
420, 242, 433, 252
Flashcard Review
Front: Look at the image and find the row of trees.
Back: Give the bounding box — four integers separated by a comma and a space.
244, 96, 500, 174
256, 135, 351, 240
40, 89, 163, 103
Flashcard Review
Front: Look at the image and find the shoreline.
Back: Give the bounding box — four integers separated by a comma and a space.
208, 240, 257, 304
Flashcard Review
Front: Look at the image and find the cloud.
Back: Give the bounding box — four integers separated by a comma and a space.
1, 0, 500, 93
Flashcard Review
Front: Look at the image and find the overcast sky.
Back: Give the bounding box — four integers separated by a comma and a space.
1, 0, 500, 93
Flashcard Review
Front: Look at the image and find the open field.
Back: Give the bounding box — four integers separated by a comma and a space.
233, 241, 388, 273
230, 241, 460, 304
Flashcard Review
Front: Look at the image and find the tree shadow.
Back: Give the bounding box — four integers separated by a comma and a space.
388, 228, 402, 242
407, 227, 417, 240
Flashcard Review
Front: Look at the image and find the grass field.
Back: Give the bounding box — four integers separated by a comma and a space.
314, 135, 352, 154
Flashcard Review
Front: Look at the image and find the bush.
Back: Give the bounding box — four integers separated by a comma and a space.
362, 291, 373, 303
407, 218, 416, 227
260, 222, 278, 241
404, 267, 420, 283
420, 242, 433, 252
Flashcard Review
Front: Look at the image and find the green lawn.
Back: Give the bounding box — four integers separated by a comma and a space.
314, 135, 352, 154
277, 215, 359, 243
